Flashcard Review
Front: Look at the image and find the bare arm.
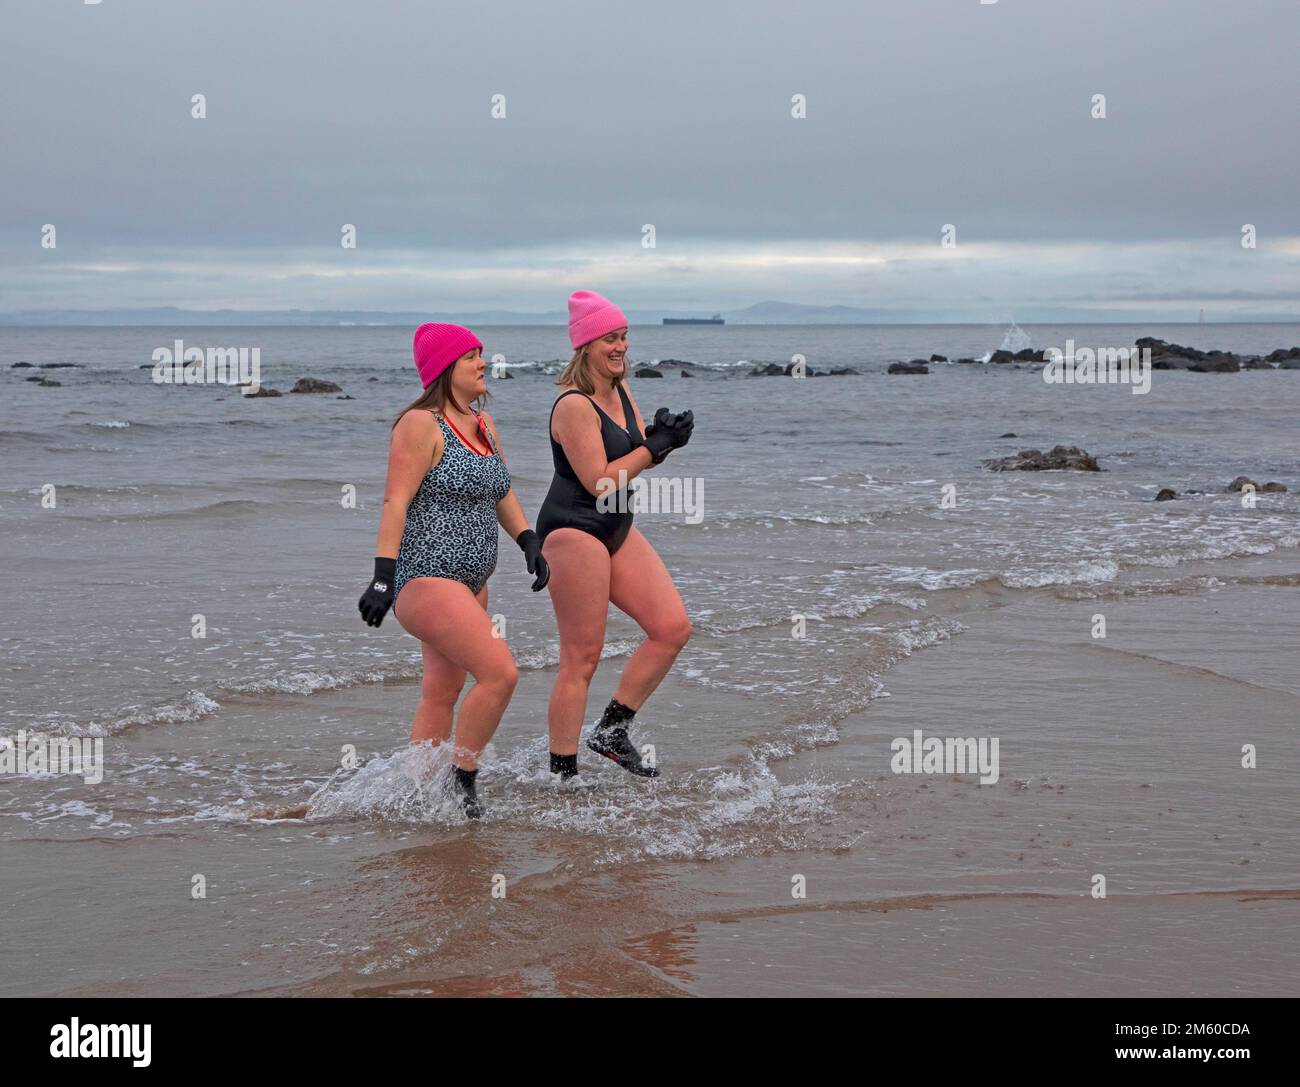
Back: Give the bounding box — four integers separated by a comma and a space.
551, 393, 655, 499
480, 411, 530, 539
373, 411, 443, 557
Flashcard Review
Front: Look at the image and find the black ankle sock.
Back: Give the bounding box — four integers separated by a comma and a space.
549, 752, 578, 777
598, 698, 636, 729
453, 765, 478, 787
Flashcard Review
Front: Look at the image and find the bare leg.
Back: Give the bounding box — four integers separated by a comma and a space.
542, 528, 611, 754
405, 585, 488, 745
607, 528, 692, 711
394, 579, 516, 769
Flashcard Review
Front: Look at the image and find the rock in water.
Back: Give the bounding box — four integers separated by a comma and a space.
1188, 356, 1240, 373
633, 367, 664, 378
887, 361, 929, 375
291, 377, 343, 394
1226, 476, 1287, 493
985, 445, 1101, 472
1155, 488, 1178, 501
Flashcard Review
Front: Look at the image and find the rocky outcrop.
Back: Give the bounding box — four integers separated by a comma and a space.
241, 385, 282, 397
985, 445, 1101, 472
1141, 337, 1247, 372
747, 363, 859, 377
991, 348, 1048, 364
291, 377, 342, 394
1190, 356, 1241, 372
930, 354, 947, 363
1226, 476, 1287, 493
1155, 488, 1178, 501
633, 367, 664, 378
887, 360, 929, 374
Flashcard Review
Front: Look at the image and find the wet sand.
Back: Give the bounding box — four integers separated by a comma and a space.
11, 553, 1293, 998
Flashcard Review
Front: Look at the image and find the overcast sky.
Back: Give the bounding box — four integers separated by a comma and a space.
2, 0, 1298, 320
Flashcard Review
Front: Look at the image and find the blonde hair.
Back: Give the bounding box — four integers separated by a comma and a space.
555, 341, 624, 394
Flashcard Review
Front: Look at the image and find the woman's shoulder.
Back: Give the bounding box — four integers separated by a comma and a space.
394, 407, 444, 443
551, 387, 592, 413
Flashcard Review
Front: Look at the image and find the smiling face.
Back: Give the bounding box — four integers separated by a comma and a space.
586, 328, 629, 383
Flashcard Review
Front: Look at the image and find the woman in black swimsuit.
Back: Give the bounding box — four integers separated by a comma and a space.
537, 291, 695, 780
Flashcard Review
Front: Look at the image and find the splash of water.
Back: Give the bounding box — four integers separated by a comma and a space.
978, 321, 1032, 363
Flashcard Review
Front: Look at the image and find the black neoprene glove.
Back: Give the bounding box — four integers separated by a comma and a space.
645, 408, 694, 463
516, 529, 550, 591
668, 409, 694, 450
358, 557, 397, 627
643, 407, 677, 463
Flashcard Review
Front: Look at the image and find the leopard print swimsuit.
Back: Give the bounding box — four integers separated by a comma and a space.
394, 409, 511, 600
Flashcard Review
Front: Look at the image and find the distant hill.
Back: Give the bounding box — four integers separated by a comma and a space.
0, 301, 901, 326
1, 303, 1295, 326
0, 306, 569, 327
723, 301, 897, 324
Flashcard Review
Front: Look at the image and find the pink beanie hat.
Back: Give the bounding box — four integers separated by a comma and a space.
412, 323, 483, 387
568, 290, 628, 349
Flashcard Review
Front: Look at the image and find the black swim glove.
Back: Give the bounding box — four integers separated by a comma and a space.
668, 409, 694, 450
359, 556, 397, 627
643, 407, 677, 463
516, 529, 550, 591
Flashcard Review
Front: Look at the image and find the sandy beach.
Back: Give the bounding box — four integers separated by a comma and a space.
4, 325, 1297, 997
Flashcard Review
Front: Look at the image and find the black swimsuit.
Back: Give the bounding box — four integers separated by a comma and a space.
536, 383, 645, 554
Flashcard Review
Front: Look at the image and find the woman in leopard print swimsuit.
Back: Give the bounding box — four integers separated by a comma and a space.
357, 323, 549, 819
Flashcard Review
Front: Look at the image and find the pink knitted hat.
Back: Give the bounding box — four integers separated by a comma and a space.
568, 290, 628, 349
412, 323, 483, 387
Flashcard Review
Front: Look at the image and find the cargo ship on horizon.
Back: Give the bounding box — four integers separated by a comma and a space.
663, 313, 725, 325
